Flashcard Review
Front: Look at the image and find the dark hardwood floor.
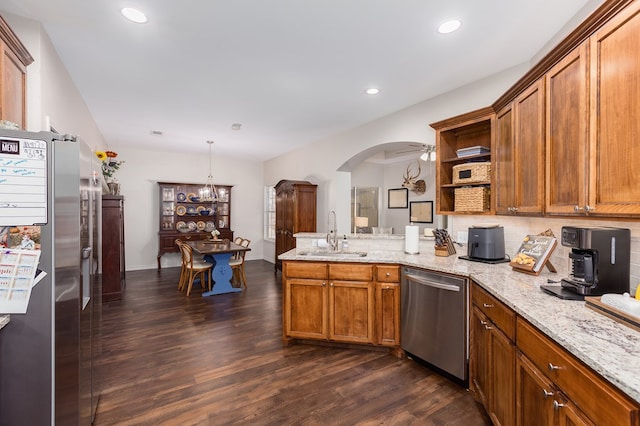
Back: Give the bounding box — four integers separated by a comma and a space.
94, 260, 489, 425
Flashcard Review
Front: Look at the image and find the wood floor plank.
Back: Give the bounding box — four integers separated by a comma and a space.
94, 260, 489, 425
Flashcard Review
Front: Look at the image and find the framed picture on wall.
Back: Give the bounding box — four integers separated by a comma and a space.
409, 201, 433, 223
388, 188, 408, 209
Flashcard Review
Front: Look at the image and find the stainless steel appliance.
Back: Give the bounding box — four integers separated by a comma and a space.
542, 226, 630, 300
401, 267, 469, 382
0, 129, 102, 424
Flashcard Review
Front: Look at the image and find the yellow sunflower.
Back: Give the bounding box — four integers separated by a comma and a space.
95, 151, 107, 161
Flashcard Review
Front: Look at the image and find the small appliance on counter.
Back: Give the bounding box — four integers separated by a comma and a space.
459, 224, 510, 264
541, 226, 630, 300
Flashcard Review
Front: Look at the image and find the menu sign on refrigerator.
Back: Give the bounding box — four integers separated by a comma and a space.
0, 137, 48, 226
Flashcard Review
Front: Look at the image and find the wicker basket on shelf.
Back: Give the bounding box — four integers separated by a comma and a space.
454, 186, 491, 212
452, 162, 491, 184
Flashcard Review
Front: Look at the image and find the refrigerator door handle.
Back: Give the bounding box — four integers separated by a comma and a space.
81, 247, 92, 310
404, 274, 460, 292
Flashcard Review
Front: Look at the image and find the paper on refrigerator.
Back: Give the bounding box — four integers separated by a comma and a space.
0, 248, 44, 314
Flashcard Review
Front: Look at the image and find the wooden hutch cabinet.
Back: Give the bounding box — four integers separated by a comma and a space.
274, 180, 317, 272
102, 195, 126, 301
156, 181, 233, 269
0, 15, 33, 129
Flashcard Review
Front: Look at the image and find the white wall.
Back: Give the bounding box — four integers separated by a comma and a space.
110, 145, 264, 270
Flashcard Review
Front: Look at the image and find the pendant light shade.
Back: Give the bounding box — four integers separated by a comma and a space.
199, 141, 218, 201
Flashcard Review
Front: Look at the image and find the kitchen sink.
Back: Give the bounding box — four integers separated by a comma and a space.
297, 250, 368, 258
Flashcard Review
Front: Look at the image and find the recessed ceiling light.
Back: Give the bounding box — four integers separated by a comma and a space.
121, 7, 148, 24
438, 19, 461, 34
365, 88, 380, 95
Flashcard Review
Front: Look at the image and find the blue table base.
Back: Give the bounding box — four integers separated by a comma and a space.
202, 253, 242, 296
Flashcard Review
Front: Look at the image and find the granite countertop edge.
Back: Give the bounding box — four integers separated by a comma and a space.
0, 315, 9, 330
280, 248, 640, 404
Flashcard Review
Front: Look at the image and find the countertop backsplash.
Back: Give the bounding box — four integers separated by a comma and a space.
450, 215, 640, 295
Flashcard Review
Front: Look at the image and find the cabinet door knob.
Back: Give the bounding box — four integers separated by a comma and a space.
385, 272, 391, 277
330, 282, 334, 287
482, 303, 494, 308
542, 389, 554, 398
480, 320, 488, 326
585, 205, 595, 213
483, 324, 493, 330
553, 400, 565, 410
548, 362, 561, 371
384, 286, 390, 290
512, 206, 519, 213
574, 205, 584, 212
322, 282, 326, 287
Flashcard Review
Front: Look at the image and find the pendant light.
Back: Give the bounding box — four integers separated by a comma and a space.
199, 140, 218, 201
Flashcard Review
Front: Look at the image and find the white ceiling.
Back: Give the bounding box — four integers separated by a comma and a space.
0, 0, 595, 161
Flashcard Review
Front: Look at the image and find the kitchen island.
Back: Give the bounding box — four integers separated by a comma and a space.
280, 233, 640, 410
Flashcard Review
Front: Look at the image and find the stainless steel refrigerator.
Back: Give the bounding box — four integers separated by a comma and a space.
0, 129, 102, 425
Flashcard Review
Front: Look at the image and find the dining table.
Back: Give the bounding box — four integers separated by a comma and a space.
186, 240, 251, 296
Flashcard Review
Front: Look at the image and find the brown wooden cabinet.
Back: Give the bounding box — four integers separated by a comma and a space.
430, 108, 494, 215
156, 181, 233, 269
471, 282, 640, 425
517, 318, 638, 426
0, 16, 33, 129
588, 2, 640, 217
495, 79, 545, 216
102, 195, 125, 301
282, 261, 401, 353
375, 265, 400, 347
274, 180, 317, 271
470, 284, 516, 426
545, 42, 589, 215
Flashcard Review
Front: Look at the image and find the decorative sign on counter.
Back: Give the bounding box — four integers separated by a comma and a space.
0, 248, 44, 314
0, 136, 48, 226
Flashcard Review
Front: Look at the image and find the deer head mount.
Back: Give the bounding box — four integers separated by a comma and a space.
402, 161, 426, 195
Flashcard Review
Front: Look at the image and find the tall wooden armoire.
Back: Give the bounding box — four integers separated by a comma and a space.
274, 180, 317, 271
102, 195, 126, 301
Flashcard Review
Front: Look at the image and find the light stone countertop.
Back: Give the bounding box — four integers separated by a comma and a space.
0, 315, 9, 330
280, 234, 640, 404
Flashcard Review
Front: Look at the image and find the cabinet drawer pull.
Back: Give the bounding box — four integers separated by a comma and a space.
330, 282, 334, 287
483, 323, 493, 330
553, 400, 565, 410
384, 286, 390, 290
548, 362, 561, 371
480, 320, 488, 325
542, 389, 554, 398
322, 282, 326, 287
385, 272, 391, 277
482, 303, 494, 308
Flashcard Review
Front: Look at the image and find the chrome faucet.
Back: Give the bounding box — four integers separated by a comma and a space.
327, 210, 339, 251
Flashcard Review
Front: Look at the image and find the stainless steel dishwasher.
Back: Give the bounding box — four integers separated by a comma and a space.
401, 267, 469, 382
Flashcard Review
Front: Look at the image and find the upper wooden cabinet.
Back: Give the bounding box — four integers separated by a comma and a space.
495, 80, 545, 216
274, 180, 317, 272
545, 43, 590, 215
430, 107, 494, 215
588, 2, 640, 216
0, 15, 33, 129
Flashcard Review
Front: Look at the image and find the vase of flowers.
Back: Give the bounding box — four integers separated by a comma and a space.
96, 150, 124, 195
211, 229, 221, 240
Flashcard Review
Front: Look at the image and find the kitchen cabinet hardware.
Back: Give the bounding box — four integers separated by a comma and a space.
483, 303, 494, 308
543, 389, 555, 398
553, 400, 566, 410
548, 362, 561, 371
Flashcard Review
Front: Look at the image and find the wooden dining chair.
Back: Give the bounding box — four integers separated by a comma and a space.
229, 238, 250, 289
178, 242, 213, 296
175, 239, 187, 290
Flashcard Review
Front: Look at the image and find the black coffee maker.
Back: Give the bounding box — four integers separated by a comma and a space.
542, 226, 630, 300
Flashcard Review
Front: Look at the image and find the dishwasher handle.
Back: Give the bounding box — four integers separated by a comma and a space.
404, 273, 461, 292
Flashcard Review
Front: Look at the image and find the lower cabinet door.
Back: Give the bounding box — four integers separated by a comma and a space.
488, 321, 516, 426
328, 280, 374, 344
375, 282, 400, 346
470, 306, 490, 407
285, 278, 327, 339
516, 353, 556, 426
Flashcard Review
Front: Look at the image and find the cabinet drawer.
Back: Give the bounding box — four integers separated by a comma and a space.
329, 263, 374, 281
517, 318, 639, 426
472, 283, 515, 340
284, 262, 327, 279
376, 265, 400, 282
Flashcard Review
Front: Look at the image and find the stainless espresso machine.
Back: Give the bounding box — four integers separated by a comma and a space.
542, 226, 630, 300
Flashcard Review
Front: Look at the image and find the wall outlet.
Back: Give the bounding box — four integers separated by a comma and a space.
457, 231, 468, 244
312, 239, 318, 247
